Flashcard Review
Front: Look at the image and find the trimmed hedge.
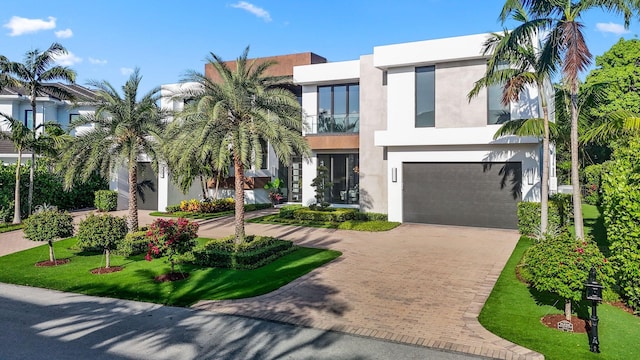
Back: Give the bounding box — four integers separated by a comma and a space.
115, 230, 150, 257
601, 138, 640, 311
188, 235, 294, 270
293, 208, 358, 222
279, 205, 303, 219
517, 194, 572, 236
165, 201, 271, 214
94, 190, 118, 212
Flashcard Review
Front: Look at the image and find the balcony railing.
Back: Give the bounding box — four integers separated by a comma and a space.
304, 114, 359, 135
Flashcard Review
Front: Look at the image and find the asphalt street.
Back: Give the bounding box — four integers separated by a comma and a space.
0, 283, 485, 360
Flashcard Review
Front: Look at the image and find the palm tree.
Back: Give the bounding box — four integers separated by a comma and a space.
469, 4, 558, 234
499, 0, 637, 239
0, 113, 32, 224
59, 68, 166, 232
176, 47, 311, 244
3, 43, 76, 215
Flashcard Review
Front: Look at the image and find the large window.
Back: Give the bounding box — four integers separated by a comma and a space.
317, 84, 359, 133
416, 66, 435, 127
317, 154, 359, 204
488, 62, 511, 124
259, 139, 268, 170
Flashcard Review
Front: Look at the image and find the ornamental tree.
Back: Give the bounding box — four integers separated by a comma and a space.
523, 232, 612, 321
145, 218, 199, 273
77, 213, 127, 268
23, 209, 74, 263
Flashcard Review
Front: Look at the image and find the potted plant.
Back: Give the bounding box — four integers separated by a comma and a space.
264, 178, 284, 205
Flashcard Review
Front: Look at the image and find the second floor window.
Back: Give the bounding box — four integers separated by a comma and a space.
24, 110, 33, 129
415, 66, 435, 127
317, 84, 359, 133
488, 61, 511, 125
488, 83, 511, 124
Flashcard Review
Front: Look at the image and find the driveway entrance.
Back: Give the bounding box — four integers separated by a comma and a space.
194, 218, 542, 360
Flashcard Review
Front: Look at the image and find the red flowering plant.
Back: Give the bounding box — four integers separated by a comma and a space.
522, 231, 613, 321
145, 218, 199, 273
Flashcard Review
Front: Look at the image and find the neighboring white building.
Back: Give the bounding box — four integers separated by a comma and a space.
0, 84, 96, 164
294, 33, 556, 229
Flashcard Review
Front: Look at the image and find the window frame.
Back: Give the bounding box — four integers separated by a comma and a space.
415, 66, 435, 128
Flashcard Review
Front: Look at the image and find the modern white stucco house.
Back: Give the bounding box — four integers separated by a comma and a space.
0, 84, 96, 164
294, 33, 556, 229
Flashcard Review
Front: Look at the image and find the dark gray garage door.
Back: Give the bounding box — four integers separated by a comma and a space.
402, 162, 521, 229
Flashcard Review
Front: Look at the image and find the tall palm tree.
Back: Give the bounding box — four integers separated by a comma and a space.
469, 4, 558, 234
3, 43, 76, 215
59, 68, 166, 232
0, 113, 32, 224
499, 0, 637, 239
176, 47, 311, 244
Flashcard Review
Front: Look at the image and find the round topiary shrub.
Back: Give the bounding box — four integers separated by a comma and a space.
23, 209, 74, 264
77, 213, 127, 269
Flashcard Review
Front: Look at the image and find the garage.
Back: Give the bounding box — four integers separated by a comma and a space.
402, 162, 522, 229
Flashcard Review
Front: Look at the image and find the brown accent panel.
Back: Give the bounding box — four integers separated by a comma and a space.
306, 134, 359, 150
207, 176, 271, 190
205, 52, 327, 82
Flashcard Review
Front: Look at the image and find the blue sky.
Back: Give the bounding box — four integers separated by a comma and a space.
1, 0, 639, 95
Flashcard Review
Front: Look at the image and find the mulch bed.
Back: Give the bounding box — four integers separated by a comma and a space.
35, 259, 70, 267
90, 266, 124, 274
154, 272, 190, 282
541, 314, 588, 333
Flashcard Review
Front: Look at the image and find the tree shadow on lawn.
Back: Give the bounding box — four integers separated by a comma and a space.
528, 285, 592, 321
0, 285, 365, 360
583, 207, 609, 258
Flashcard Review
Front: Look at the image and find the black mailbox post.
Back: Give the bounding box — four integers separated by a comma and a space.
585, 267, 603, 353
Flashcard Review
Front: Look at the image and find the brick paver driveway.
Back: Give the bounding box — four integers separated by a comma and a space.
192, 212, 542, 360
0, 209, 542, 359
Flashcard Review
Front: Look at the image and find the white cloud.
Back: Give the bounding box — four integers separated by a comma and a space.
53, 51, 82, 66
596, 22, 630, 35
55, 28, 73, 38
3, 16, 56, 36
231, 1, 271, 22
120, 67, 134, 76
89, 57, 108, 65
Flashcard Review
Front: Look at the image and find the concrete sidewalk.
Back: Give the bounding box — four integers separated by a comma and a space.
0, 209, 542, 360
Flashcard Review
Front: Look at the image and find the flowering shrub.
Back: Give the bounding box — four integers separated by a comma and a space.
522, 231, 613, 319
145, 218, 199, 273
180, 199, 200, 212
268, 192, 283, 204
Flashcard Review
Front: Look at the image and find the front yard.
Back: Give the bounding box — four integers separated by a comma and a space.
0, 237, 340, 307
481, 206, 640, 360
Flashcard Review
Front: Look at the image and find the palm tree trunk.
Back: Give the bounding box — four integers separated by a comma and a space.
48, 240, 55, 262
28, 152, 34, 215
570, 92, 584, 239
541, 106, 550, 235
233, 156, 246, 245
199, 174, 207, 199
28, 100, 36, 216
13, 148, 22, 224
127, 161, 139, 232
565, 299, 572, 321
105, 248, 110, 268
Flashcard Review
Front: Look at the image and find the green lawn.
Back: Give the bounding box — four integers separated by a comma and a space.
480, 206, 640, 360
0, 223, 24, 234
248, 214, 401, 231
0, 237, 341, 307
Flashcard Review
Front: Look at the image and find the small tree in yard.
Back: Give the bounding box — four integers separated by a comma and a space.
310, 165, 332, 210
23, 209, 74, 263
77, 213, 127, 269
145, 218, 198, 274
523, 232, 612, 321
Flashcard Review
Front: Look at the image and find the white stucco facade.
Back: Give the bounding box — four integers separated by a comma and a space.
294, 32, 556, 227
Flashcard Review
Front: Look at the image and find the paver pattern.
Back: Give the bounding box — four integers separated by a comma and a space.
0, 208, 543, 359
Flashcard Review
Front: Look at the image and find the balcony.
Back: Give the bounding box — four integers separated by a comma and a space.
305, 114, 359, 135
